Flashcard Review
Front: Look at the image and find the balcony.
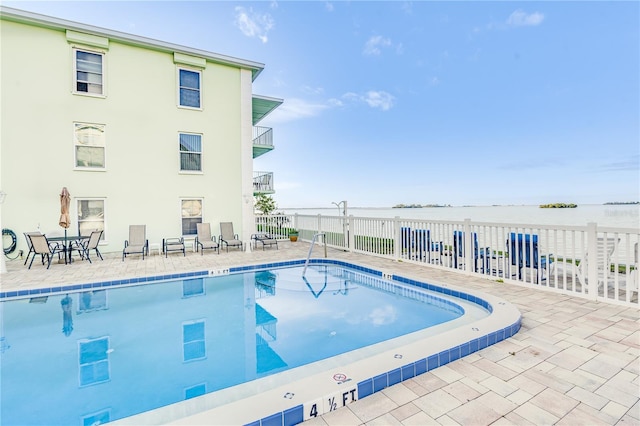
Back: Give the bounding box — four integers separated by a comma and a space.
253, 126, 274, 158
253, 171, 274, 195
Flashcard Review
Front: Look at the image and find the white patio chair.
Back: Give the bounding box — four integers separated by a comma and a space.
629, 242, 638, 293
576, 237, 619, 289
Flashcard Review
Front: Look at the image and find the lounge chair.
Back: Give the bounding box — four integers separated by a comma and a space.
401, 228, 441, 263
453, 231, 488, 272
415, 229, 442, 264
27, 234, 61, 269
576, 237, 619, 289
252, 233, 278, 250
219, 222, 243, 252
508, 233, 553, 283
163, 237, 186, 257
195, 223, 220, 255
122, 225, 148, 261
76, 230, 104, 263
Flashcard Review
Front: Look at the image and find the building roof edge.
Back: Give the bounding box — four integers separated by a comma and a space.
0, 6, 265, 80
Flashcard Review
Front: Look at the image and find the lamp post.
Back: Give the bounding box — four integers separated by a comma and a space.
0, 191, 6, 274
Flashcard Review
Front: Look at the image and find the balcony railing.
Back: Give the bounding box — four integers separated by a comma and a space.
253, 171, 274, 195
255, 213, 640, 308
252, 126, 273, 158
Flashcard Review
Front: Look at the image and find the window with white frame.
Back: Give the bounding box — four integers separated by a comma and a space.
78, 337, 110, 386
82, 410, 110, 426
181, 199, 202, 236
74, 49, 104, 95
183, 320, 206, 362
79, 290, 107, 312
179, 133, 202, 171
77, 199, 105, 238
74, 123, 105, 168
183, 278, 205, 298
178, 69, 201, 108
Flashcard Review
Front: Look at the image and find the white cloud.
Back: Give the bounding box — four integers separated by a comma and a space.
364, 91, 395, 110
363, 35, 392, 56
342, 91, 395, 111
262, 98, 332, 123
234, 6, 275, 43
325, 2, 334, 12
507, 10, 545, 27
265, 90, 395, 124
301, 85, 325, 95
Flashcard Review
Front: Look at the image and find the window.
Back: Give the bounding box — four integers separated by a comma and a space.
183, 320, 206, 362
83, 410, 110, 426
74, 123, 105, 168
181, 199, 202, 236
74, 49, 103, 95
79, 290, 107, 312
179, 133, 202, 171
183, 278, 205, 298
185, 384, 206, 400
78, 337, 110, 386
77, 199, 105, 238
179, 69, 201, 108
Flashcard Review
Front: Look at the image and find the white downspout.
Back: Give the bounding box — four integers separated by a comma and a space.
240, 69, 254, 252
0, 191, 6, 274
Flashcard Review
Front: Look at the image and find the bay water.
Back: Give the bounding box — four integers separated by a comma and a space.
282, 204, 639, 229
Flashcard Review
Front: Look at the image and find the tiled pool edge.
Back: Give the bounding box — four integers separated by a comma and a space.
1, 258, 521, 426
241, 260, 522, 426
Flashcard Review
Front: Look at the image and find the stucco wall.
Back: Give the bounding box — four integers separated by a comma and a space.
1, 19, 252, 254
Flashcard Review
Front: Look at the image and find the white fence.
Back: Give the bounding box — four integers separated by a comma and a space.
255, 214, 639, 307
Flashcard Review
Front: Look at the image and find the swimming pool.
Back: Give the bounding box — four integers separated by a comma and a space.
0, 259, 521, 425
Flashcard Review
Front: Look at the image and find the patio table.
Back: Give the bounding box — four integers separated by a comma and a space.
48, 235, 89, 264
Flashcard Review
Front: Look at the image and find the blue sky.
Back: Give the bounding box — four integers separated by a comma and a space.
6, 1, 639, 208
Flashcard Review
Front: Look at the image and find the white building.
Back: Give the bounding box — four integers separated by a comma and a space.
0, 6, 282, 256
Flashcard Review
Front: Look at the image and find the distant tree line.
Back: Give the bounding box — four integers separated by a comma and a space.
539, 203, 577, 208
392, 203, 451, 208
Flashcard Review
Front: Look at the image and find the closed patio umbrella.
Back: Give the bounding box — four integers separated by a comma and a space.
61, 295, 73, 336
59, 187, 71, 262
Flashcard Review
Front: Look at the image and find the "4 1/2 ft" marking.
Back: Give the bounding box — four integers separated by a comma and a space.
307, 389, 357, 418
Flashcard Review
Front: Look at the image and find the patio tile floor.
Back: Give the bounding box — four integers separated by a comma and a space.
2, 241, 638, 425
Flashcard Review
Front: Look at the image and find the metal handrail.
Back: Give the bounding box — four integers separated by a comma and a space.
302, 233, 327, 276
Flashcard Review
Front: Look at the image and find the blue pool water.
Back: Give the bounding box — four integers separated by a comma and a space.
0, 262, 476, 425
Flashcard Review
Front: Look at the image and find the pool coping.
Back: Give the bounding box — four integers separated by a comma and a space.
1, 258, 522, 426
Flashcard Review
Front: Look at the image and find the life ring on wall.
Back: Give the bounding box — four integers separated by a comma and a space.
2, 228, 17, 255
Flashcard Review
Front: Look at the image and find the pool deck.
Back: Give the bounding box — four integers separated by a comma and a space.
2, 242, 639, 425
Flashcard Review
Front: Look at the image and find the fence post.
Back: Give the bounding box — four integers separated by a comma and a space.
587, 222, 598, 299
347, 215, 354, 252
464, 219, 473, 274
394, 217, 401, 261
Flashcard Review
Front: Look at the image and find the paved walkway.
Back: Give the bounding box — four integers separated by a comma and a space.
2, 242, 639, 425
